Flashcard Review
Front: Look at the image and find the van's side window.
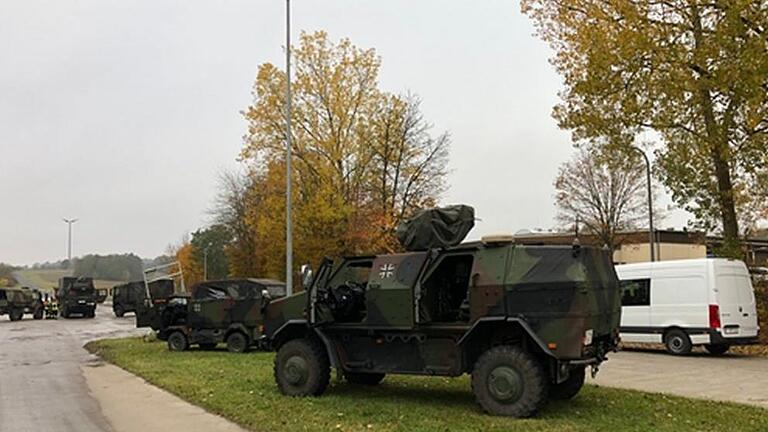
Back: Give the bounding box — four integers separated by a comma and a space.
620, 279, 650, 306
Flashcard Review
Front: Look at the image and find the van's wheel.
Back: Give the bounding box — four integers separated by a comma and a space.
114, 304, 125, 318
664, 329, 692, 355
345, 372, 386, 385
705, 344, 730, 355
167, 331, 189, 352
9, 309, 23, 321
274, 338, 330, 396
549, 366, 585, 400
226, 332, 249, 353
471, 345, 548, 417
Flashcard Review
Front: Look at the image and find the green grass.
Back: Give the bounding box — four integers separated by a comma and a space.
87, 338, 768, 432
16, 269, 122, 292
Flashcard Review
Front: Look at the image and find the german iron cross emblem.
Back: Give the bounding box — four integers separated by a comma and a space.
379, 263, 395, 278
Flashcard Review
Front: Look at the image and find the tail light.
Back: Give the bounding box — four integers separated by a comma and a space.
709, 304, 721, 329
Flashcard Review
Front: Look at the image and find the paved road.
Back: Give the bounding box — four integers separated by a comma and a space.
0, 305, 144, 432
589, 349, 768, 409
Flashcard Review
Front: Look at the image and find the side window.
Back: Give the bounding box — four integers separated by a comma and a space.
620, 279, 651, 306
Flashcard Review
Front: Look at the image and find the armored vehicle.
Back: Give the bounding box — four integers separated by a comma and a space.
0, 287, 44, 321
264, 205, 621, 417
112, 281, 147, 317
141, 279, 286, 353
57, 277, 98, 318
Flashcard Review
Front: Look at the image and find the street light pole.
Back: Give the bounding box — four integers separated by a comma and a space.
285, 0, 294, 295
630, 147, 655, 262
62, 218, 78, 267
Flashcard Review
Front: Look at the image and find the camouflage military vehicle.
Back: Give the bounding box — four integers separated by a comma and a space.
140, 279, 286, 353
112, 281, 147, 317
57, 277, 98, 318
0, 287, 44, 321
263, 205, 621, 417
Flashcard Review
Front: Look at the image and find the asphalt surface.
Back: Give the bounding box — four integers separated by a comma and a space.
590, 349, 768, 409
0, 304, 144, 432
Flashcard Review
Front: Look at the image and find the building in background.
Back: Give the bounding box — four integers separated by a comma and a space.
513, 229, 768, 267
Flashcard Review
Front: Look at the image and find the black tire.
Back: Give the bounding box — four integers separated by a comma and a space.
167, 331, 189, 352
114, 304, 125, 318
87, 309, 96, 318
345, 372, 386, 386
471, 345, 548, 417
664, 329, 692, 355
199, 342, 218, 351
549, 367, 585, 400
60, 306, 69, 319
226, 332, 249, 353
9, 309, 23, 321
274, 338, 330, 396
33, 308, 44, 320
705, 344, 730, 355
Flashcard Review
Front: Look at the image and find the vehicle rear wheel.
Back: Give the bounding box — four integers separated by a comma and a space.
471, 345, 548, 417
549, 366, 585, 400
704, 344, 730, 355
114, 304, 125, 318
60, 306, 69, 319
345, 372, 386, 386
33, 307, 44, 320
167, 331, 189, 352
664, 329, 692, 355
199, 342, 217, 350
274, 338, 330, 396
226, 332, 249, 353
9, 309, 23, 321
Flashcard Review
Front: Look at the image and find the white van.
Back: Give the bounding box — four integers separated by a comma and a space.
616, 258, 759, 355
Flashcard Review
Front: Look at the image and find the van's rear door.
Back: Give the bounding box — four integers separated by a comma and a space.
715, 261, 759, 339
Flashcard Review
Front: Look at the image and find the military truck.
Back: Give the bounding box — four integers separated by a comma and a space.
112, 281, 147, 317
0, 287, 44, 321
140, 279, 286, 353
263, 205, 621, 417
57, 277, 98, 318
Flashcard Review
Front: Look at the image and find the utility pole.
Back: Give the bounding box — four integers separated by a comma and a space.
630, 147, 655, 262
284, 0, 294, 295
62, 218, 78, 267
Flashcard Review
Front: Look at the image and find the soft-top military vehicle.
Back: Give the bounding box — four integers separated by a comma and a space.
263, 205, 621, 417
0, 287, 44, 321
112, 281, 147, 317
140, 279, 286, 353
57, 276, 98, 318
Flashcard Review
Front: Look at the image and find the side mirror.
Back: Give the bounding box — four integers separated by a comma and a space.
300, 264, 313, 290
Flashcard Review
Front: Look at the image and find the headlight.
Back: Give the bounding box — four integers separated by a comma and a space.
583, 329, 594, 346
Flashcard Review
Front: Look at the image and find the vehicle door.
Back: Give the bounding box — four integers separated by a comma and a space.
366, 253, 427, 328
189, 284, 232, 329
618, 275, 651, 331
716, 264, 759, 338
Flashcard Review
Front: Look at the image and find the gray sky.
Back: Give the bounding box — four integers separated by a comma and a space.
0, 0, 689, 265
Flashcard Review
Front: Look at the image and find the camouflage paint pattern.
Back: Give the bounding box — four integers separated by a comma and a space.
57, 277, 97, 315
0, 287, 44, 319
265, 242, 621, 376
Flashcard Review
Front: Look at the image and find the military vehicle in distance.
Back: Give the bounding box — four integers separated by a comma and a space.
140, 279, 286, 353
112, 281, 147, 317
263, 205, 622, 417
0, 287, 44, 321
57, 277, 98, 318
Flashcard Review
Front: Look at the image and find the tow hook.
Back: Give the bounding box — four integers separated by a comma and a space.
590, 364, 599, 378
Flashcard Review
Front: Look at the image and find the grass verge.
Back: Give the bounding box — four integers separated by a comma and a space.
86, 338, 767, 432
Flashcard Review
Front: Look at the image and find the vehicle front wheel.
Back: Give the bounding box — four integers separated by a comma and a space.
226, 332, 249, 353
471, 345, 548, 417
167, 331, 189, 352
705, 344, 730, 355
549, 366, 585, 400
345, 372, 386, 386
33, 308, 44, 320
274, 338, 330, 396
664, 329, 692, 355
114, 304, 125, 318
9, 309, 23, 321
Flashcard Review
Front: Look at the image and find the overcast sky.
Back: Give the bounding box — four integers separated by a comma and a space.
0, 0, 690, 265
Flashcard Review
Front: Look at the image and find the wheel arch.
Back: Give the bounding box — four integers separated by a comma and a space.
271, 320, 339, 369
